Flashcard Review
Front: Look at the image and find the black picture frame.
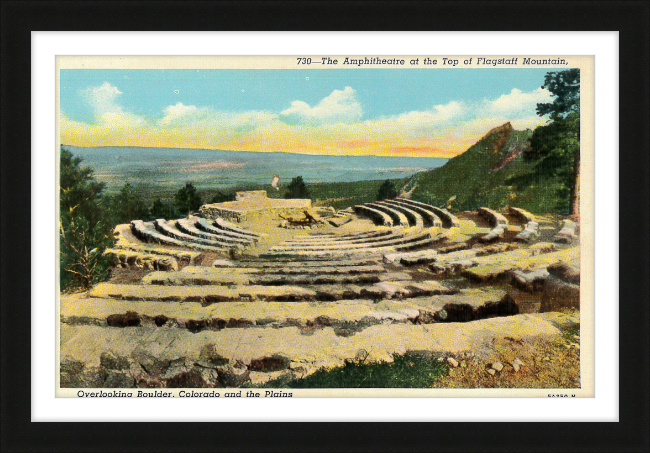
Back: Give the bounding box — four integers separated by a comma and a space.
2, 1, 649, 452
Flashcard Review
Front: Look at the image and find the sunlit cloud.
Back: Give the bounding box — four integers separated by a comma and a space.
61, 83, 551, 158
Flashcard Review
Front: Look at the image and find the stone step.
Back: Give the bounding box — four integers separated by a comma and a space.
154, 219, 237, 250
515, 221, 540, 242
462, 246, 580, 282
553, 219, 577, 243
284, 230, 395, 244
131, 220, 224, 252
176, 219, 253, 244
376, 201, 425, 228
141, 269, 411, 286
88, 279, 455, 303
352, 205, 394, 226
214, 217, 261, 238
383, 249, 438, 265
62, 287, 513, 333
395, 199, 459, 227
508, 206, 536, 224
364, 202, 410, 226
271, 231, 432, 252
383, 199, 443, 228
478, 207, 509, 227
114, 224, 203, 265
236, 258, 381, 268
60, 312, 567, 387
480, 224, 507, 242
105, 248, 179, 271
195, 219, 259, 241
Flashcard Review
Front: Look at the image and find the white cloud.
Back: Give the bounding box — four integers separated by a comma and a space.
281, 86, 362, 123
486, 87, 553, 116
78, 82, 124, 116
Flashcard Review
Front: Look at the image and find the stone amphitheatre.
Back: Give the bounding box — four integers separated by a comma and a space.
60, 190, 581, 389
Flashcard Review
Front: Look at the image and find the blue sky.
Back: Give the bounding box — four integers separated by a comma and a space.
60, 68, 555, 157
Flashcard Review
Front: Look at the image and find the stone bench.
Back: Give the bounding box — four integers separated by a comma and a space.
278, 232, 408, 248
214, 218, 260, 238
478, 207, 509, 227
194, 219, 257, 242
383, 249, 438, 265
395, 198, 459, 227
287, 230, 394, 244
365, 202, 409, 226
131, 220, 218, 252
353, 205, 393, 226
553, 219, 577, 243
508, 206, 536, 224
104, 248, 179, 271
143, 269, 411, 287
270, 231, 432, 252
375, 201, 424, 228
154, 219, 236, 250
515, 221, 539, 242
176, 219, 252, 245
383, 199, 440, 228
480, 224, 507, 242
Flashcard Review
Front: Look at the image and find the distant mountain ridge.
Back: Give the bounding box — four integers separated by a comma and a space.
405, 122, 567, 214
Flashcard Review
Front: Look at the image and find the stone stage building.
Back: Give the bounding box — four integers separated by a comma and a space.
198, 190, 311, 222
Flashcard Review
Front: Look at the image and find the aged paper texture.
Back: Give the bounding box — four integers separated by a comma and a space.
57, 55, 594, 398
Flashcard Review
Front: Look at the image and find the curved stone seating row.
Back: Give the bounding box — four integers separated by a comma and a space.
478, 207, 509, 227
280, 231, 409, 248
176, 219, 253, 245
395, 198, 459, 227
131, 220, 222, 252
142, 268, 411, 287
285, 230, 394, 245
271, 231, 432, 252
215, 218, 260, 239
353, 205, 393, 226
374, 201, 424, 228
114, 224, 202, 265
382, 200, 438, 227
154, 220, 236, 250
195, 219, 257, 242
553, 219, 577, 244
365, 202, 409, 226
515, 221, 539, 242
508, 206, 535, 224
105, 248, 179, 271
88, 279, 456, 303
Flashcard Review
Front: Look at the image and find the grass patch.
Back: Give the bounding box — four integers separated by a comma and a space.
264, 353, 448, 389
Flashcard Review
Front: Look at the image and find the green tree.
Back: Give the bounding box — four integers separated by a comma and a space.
104, 183, 149, 225
531, 69, 580, 215
284, 176, 310, 199
150, 198, 176, 219
376, 180, 398, 201
59, 147, 115, 290
209, 190, 236, 204
175, 182, 202, 215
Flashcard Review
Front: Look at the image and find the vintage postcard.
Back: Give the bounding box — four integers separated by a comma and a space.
57, 55, 593, 398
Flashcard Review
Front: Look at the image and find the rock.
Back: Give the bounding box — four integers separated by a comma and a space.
212, 259, 235, 268
100, 351, 130, 370
491, 361, 504, 372
354, 349, 369, 363
510, 360, 520, 372
216, 365, 250, 387
249, 370, 294, 387
460, 361, 467, 368
157, 257, 179, 271
487, 368, 496, 376
437, 357, 446, 363
447, 357, 459, 367
198, 344, 230, 367
104, 370, 135, 388
249, 354, 291, 372
546, 262, 580, 284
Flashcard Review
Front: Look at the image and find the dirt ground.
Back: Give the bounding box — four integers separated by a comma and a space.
432, 322, 580, 388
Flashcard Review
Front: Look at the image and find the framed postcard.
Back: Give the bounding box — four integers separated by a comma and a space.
2, 1, 649, 452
